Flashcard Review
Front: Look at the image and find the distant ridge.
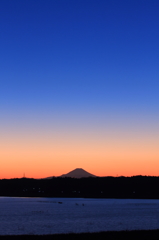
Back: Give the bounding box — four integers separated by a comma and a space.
60, 168, 97, 178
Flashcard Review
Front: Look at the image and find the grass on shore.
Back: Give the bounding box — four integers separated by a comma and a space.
1, 230, 159, 240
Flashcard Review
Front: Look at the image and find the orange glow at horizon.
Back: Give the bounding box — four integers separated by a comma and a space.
1, 124, 159, 179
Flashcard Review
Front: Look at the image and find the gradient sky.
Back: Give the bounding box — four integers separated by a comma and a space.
0, 0, 159, 179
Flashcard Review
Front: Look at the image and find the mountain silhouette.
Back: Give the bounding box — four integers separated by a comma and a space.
60, 168, 96, 178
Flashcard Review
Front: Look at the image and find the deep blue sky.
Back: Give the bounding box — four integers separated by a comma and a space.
1, 0, 159, 177
1, 0, 159, 115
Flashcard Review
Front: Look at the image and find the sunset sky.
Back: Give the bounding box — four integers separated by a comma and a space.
1, 0, 159, 179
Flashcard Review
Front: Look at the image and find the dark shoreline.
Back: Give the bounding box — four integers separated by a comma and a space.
1, 230, 159, 240
1, 176, 159, 199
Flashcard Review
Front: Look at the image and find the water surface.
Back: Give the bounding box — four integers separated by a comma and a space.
0, 197, 159, 235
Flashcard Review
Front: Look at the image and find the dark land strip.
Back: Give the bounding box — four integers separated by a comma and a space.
1, 176, 159, 199
1, 230, 159, 240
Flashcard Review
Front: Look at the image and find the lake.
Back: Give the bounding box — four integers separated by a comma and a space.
0, 197, 159, 235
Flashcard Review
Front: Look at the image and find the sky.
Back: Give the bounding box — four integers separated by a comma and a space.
0, 0, 159, 179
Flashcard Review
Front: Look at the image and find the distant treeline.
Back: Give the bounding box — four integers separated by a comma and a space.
0, 176, 159, 199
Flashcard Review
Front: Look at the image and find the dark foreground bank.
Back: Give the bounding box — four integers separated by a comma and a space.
1, 230, 159, 240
